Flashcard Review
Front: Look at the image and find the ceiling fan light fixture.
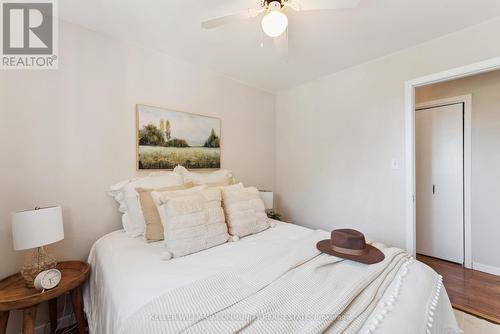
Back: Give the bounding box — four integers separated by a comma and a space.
261, 8, 288, 38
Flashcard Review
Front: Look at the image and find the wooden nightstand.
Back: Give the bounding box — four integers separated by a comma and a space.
0, 261, 90, 334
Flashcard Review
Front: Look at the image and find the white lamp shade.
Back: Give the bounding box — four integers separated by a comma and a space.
259, 191, 274, 210
11, 206, 64, 251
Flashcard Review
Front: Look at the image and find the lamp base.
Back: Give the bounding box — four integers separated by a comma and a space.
21, 246, 57, 288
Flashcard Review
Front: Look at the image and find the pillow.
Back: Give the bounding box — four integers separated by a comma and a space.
220, 182, 244, 191
121, 213, 131, 233
109, 172, 184, 236
174, 165, 234, 185
154, 188, 229, 259
205, 178, 237, 188
151, 186, 207, 229
136, 183, 193, 242
222, 186, 270, 239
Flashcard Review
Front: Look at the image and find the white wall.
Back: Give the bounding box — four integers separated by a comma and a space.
0, 20, 275, 333
416, 70, 500, 272
275, 17, 500, 250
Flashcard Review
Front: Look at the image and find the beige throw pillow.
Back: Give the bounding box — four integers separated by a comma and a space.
154, 188, 229, 259
205, 177, 236, 188
222, 186, 270, 239
136, 183, 193, 242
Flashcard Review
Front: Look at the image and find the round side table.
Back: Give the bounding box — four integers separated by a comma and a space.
0, 261, 90, 334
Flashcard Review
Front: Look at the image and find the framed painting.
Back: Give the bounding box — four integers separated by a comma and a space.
136, 104, 221, 170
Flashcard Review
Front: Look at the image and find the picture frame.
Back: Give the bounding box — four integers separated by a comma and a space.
136, 104, 221, 170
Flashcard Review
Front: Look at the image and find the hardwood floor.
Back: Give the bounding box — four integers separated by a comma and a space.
417, 254, 500, 324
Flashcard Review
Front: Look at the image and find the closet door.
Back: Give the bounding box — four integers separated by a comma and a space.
416, 103, 464, 264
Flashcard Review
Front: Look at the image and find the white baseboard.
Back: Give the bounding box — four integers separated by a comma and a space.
473, 262, 500, 276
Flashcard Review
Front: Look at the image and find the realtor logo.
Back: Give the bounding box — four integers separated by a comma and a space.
1, 0, 58, 69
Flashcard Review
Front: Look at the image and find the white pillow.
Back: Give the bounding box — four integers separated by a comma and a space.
217, 182, 244, 191
222, 186, 270, 239
151, 185, 206, 229
109, 172, 184, 236
154, 188, 229, 259
174, 165, 233, 185
121, 213, 131, 233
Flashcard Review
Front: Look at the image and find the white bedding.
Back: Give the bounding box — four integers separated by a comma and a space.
83, 222, 460, 334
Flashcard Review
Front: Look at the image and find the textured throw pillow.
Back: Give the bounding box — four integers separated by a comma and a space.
154, 188, 229, 259
221, 186, 270, 239
174, 165, 234, 185
151, 186, 207, 228
136, 183, 193, 242
109, 172, 184, 236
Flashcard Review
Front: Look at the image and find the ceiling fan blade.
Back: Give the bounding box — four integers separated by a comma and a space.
287, 0, 361, 11
201, 8, 264, 29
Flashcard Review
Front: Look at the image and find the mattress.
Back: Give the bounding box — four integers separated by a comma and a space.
83, 221, 459, 334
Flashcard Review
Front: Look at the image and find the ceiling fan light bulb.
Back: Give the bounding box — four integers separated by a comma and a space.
261, 11, 288, 38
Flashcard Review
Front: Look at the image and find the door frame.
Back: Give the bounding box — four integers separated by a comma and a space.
405, 56, 500, 269
415, 95, 471, 267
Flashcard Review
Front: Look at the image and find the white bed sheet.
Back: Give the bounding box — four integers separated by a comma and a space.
83, 222, 459, 334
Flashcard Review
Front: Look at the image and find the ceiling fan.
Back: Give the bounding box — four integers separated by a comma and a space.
201, 0, 361, 38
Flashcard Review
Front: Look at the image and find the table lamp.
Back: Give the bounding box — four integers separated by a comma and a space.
259, 190, 274, 211
11, 206, 64, 288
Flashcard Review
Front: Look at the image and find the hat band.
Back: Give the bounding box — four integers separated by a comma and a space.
331, 244, 367, 256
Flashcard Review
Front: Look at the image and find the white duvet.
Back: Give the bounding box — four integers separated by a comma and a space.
83, 222, 460, 334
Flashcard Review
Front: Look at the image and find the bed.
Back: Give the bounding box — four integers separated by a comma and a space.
83, 221, 460, 334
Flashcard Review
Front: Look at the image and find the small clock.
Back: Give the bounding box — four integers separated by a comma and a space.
33, 269, 62, 291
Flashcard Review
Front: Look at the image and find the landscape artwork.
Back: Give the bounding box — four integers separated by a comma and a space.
137, 105, 221, 170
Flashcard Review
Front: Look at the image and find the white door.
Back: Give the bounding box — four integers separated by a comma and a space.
416, 103, 464, 264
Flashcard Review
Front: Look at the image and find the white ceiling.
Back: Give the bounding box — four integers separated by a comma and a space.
59, 0, 500, 92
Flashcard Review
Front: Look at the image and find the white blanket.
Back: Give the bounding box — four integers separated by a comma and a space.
84, 222, 460, 334
120, 231, 411, 334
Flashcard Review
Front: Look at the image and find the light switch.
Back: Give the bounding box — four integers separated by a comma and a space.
391, 158, 401, 170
